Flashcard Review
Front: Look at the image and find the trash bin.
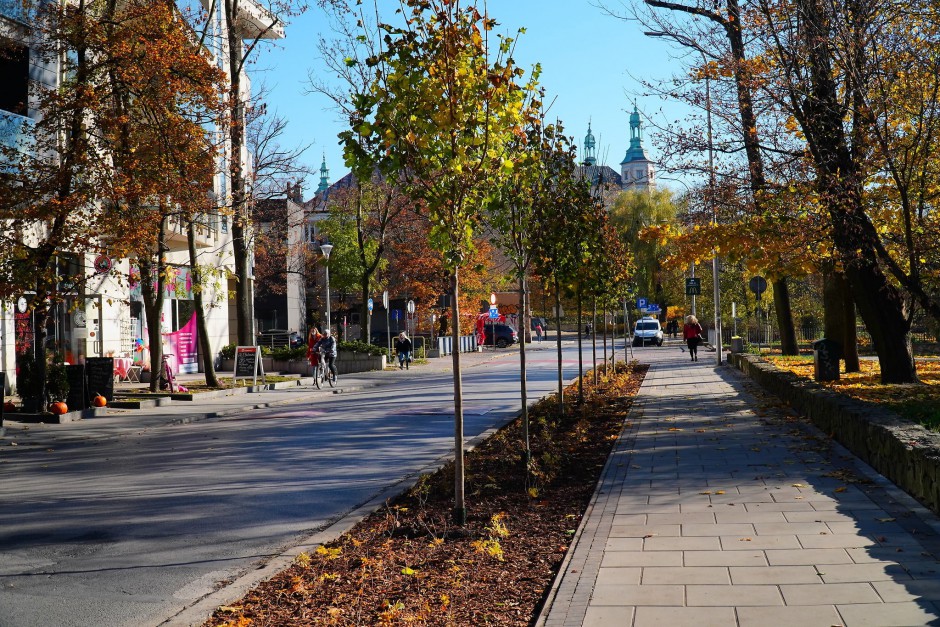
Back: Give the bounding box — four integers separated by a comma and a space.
730, 337, 744, 353
812, 338, 841, 381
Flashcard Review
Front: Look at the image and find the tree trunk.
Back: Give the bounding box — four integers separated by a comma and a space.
140, 218, 167, 392
224, 10, 253, 346
188, 220, 220, 387
361, 275, 372, 343
449, 267, 466, 525
772, 279, 798, 355
592, 298, 598, 385
554, 276, 564, 416
823, 269, 860, 372
576, 286, 583, 405
518, 274, 530, 465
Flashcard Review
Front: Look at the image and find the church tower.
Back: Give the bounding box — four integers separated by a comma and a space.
583, 121, 597, 166
620, 105, 655, 191
316, 153, 330, 195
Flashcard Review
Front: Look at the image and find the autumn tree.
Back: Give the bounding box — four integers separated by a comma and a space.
613, 0, 799, 354
0, 0, 222, 401
746, 0, 918, 382
345, 0, 528, 523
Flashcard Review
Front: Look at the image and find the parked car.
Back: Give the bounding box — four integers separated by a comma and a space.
632, 317, 664, 346
483, 323, 518, 348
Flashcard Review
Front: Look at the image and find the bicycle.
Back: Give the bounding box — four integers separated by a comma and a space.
312, 349, 335, 389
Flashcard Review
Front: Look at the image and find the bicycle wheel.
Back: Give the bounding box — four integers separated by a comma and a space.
327, 366, 335, 388
313, 364, 321, 389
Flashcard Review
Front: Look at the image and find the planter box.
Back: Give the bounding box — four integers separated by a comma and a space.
337, 351, 385, 374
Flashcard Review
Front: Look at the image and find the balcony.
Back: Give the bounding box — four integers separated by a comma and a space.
165, 210, 220, 250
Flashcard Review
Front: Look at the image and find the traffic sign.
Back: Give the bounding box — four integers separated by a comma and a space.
647, 304, 661, 313
637, 297, 647, 309
407, 300, 415, 314
489, 306, 499, 319
749, 276, 767, 297
367, 298, 373, 313
392, 309, 401, 321
382, 290, 389, 309
685, 278, 701, 296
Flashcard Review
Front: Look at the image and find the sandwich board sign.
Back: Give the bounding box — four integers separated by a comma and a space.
234, 346, 266, 387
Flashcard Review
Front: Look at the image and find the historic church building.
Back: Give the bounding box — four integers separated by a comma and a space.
579, 105, 655, 193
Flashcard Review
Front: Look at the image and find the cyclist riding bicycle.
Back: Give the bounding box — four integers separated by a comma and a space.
313, 328, 338, 382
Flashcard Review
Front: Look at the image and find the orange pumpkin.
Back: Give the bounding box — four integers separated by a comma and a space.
3, 400, 16, 412
50, 401, 68, 415
92, 395, 107, 408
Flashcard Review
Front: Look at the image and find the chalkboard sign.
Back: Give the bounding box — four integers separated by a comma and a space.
85, 357, 114, 404
234, 346, 265, 385
66, 364, 86, 410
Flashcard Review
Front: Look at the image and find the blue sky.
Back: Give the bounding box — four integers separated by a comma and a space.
252, 0, 694, 198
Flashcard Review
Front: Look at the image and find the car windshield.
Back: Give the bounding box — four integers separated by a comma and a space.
636, 322, 659, 331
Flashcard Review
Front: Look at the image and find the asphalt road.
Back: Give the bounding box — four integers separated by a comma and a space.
0, 339, 638, 626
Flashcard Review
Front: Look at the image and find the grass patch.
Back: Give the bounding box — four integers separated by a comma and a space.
766, 356, 940, 431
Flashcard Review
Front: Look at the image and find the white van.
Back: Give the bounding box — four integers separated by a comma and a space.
633, 316, 664, 346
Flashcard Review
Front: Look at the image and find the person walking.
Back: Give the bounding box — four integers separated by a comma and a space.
394, 331, 413, 369
683, 315, 704, 362
306, 326, 323, 373
535, 323, 543, 343
314, 328, 338, 382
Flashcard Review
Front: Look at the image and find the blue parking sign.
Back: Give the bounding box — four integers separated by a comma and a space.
637, 298, 647, 309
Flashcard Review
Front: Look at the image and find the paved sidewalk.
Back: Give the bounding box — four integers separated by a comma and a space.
541, 349, 940, 627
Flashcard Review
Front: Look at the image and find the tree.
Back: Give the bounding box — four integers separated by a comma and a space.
751, 0, 918, 382
345, 0, 528, 523
0, 0, 222, 401
623, 0, 799, 354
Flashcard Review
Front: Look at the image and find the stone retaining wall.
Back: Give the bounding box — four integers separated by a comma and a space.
729, 353, 940, 514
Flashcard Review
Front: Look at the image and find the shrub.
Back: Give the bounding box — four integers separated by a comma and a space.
339, 340, 388, 358
219, 344, 236, 359
270, 346, 307, 361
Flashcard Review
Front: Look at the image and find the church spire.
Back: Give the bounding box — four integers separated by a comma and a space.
317, 153, 330, 194
584, 119, 597, 166
620, 103, 655, 191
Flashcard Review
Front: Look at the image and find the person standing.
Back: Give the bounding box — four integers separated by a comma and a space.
535, 323, 543, 343
394, 331, 413, 369
314, 328, 338, 381
683, 315, 703, 362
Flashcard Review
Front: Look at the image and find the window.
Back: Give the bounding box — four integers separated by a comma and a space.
0, 42, 28, 116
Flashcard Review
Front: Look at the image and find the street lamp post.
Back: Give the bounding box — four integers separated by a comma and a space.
646, 30, 722, 364
320, 243, 333, 333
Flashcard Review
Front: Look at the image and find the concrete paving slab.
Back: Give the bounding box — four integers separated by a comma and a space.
818, 562, 913, 583
730, 565, 821, 584
686, 584, 784, 606
683, 550, 767, 567
836, 601, 940, 626
582, 606, 634, 627
641, 566, 730, 585
735, 604, 844, 627
600, 551, 683, 568
591, 584, 683, 606
765, 548, 854, 566
632, 606, 736, 626
780, 582, 883, 605
594, 568, 643, 586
